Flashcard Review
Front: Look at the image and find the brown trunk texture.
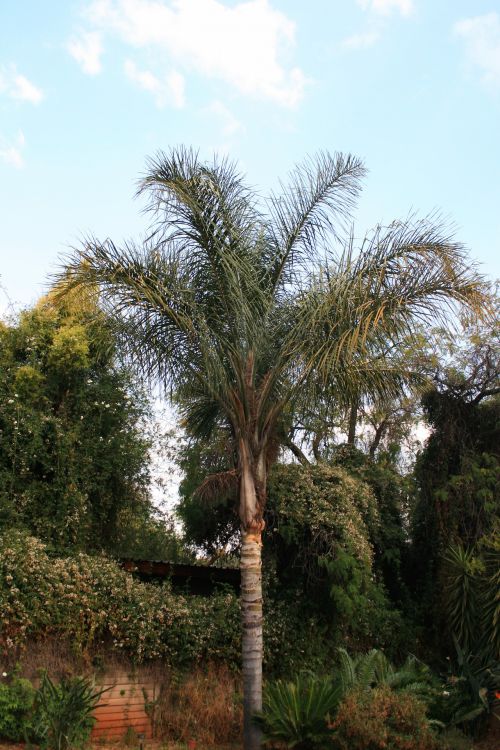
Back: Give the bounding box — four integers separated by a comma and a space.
347, 397, 358, 445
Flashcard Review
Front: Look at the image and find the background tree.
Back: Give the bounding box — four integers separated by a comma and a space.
0, 292, 173, 556
60, 146, 486, 750
409, 303, 500, 654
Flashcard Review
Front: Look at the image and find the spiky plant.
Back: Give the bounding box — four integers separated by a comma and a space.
255, 673, 341, 749
58, 146, 487, 750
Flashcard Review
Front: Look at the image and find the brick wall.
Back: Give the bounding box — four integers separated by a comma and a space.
91, 673, 157, 740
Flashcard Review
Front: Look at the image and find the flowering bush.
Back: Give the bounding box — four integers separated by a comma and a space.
0, 531, 240, 667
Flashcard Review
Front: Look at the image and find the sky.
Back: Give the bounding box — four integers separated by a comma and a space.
1, 0, 500, 313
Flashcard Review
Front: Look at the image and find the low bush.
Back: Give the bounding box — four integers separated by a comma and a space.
331, 685, 443, 750
0, 530, 339, 676
0, 674, 35, 741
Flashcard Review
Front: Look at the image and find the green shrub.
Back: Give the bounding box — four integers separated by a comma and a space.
429, 641, 500, 738
255, 673, 342, 749
30, 674, 106, 750
0, 531, 241, 668
331, 685, 443, 750
335, 647, 437, 702
0, 675, 35, 741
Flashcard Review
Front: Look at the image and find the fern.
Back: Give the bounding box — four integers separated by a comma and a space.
335, 648, 435, 699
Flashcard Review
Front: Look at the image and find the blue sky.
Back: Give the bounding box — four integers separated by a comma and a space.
1, 0, 499, 312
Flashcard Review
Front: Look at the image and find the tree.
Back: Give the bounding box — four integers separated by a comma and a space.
59, 146, 486, 749
0, 294, 155, 554
410, 306, 500, 646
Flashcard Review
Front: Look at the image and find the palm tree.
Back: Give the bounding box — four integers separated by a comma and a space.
59, 146, 486, 750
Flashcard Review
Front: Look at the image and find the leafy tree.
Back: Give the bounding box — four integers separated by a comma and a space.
0, 294, 158, 554
59, 146, 485, 749
410, 307, 500, 653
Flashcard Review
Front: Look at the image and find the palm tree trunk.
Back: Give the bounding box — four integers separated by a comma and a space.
241, 528, 263, 750
239, 439, 264, 750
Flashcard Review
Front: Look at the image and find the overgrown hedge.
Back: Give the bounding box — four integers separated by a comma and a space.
0, 532, 240, 667
0, 532, 335, 674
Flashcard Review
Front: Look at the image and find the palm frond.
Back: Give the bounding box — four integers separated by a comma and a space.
195, 469, 240, 503
138, 146, 268, 334
280, 215, 487, 406
266, 151, 366, 290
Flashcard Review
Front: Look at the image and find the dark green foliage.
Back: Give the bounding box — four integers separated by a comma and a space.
176, 434, 239, 554
334, 647, 436, 703
480, 529, 500, 657
431, 641, 500, 737
255, 674, 341, 749
265, 463, 408, 656
0, 675, 35, 741
440, 535, 499, 667
410, 340, 499, 651
443, 545, 484, 654
331, 446, 410, 604
112, 506, 191, 562
30, 673, 107, 750
0, 299, 156, 554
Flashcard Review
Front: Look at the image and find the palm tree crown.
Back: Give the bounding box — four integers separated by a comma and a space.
61, 148, 483, 483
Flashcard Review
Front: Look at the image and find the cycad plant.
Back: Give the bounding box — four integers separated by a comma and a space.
59, 146, 486, 749
255, 673, 341, 749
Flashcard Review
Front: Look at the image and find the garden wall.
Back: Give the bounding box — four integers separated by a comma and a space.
92, 672, 156, 740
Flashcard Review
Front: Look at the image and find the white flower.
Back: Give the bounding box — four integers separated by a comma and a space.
2, 672, 7, 677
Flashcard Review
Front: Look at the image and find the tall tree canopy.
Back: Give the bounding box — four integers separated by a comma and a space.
59, 146, 486, 749
410, 308, 500, 654
0, 292, 155, 554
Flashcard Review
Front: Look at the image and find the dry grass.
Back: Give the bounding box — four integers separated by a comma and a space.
154, 664, 242, 747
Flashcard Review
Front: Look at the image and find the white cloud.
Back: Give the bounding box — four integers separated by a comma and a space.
206, 100, 243, 138
0, 131, 25, 169
0, 65, 44, 104
454, 13, 500, 87
341, 30, 380, 50
67, 30, 103, 75
124, 59, 185, 108
357, 0, 414, 17
85, 0, 307, 107
344, 0, 412, 51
